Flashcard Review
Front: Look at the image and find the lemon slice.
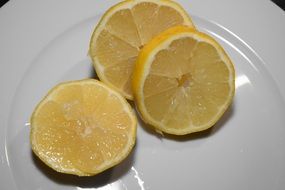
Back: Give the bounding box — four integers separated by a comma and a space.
30, 79, 137, 176
133, 26, 235, 135
89, 0, 195, 100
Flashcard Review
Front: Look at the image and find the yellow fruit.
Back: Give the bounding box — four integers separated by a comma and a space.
89, 0, 195, 100
133, 26, 235, 135
30, 79, 137, 176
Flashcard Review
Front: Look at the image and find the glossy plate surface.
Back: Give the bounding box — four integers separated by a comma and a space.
1, 0, 285, 189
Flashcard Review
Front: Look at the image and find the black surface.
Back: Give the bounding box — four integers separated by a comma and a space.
273, 0, 285, 10
0, 0, 285, 10
0, 0, 8, 8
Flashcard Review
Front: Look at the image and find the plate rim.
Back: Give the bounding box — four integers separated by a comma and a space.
1, 0, 285, 189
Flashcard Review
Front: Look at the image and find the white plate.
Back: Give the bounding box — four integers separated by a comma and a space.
1, 0, 285, 190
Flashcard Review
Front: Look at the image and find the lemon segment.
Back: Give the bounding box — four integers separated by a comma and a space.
133, 26, 235, 135
30, 79, 137, 176
89, 0, 195, 100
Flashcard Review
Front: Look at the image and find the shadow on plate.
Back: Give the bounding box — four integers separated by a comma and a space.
32, 143, 137, 188
138, 101, 236, 142
89, 63, 99, 80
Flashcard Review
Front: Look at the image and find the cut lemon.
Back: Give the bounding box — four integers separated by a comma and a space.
89, 0, 195, 100
30, 79, 137, 176
133, 26, 235, 135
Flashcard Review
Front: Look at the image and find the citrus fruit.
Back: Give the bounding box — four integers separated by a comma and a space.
132, 26, 235, 135
89, 0, 195, 100
30, 79, 137, 176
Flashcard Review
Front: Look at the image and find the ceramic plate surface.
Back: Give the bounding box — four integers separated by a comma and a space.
1, 0, 285, 189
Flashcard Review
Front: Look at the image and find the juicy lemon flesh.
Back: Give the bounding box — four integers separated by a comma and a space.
91, 0, 194, 99
137, 30, 235, 134
31, 80, 136, 176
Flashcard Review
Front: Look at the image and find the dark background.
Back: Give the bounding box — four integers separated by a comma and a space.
0, 0, 285, 10
273, 0, 285, 9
